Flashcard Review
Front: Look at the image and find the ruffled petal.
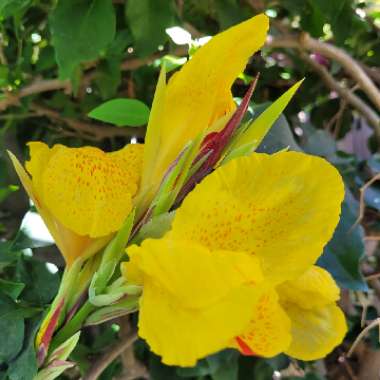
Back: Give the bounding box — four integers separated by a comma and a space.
124, 238, 263, 309
284, 303, 347, 361
138, 277, 260, 367
170, 151, 344, 283
278, 266, 340, 309
122, 237, 264, 366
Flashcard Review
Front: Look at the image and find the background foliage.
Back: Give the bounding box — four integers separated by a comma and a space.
0, 0, 379, 379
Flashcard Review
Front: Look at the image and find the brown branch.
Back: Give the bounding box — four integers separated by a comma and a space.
30, 103, 146, 141
267, 34, 380, 111
83, 331, 138, 380
298, 52, 380, 139
0, 47, 188, 114
353, 173, 380, 229
360, 63, 380, 86
0, 79, 71, 111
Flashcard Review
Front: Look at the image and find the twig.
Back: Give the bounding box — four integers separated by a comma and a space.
0, 35, 8, 65
0, 78, 71, 111
353, 173, 380, 229
267, 34, 380, 111
298, 52, 380, 139
365, 272, 380, 281
365, 236, 380, 241
30, 103, 146, 141
0, 47, 188, 113
360, 63, 380, 86
347, 318, 380, 358
83, 331, 138, 380
338, 353, 359, 380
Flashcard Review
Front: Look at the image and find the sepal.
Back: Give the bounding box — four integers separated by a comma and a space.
89, 211, 135, 301
35, 332, 80, 380
90, 277, 141, 307
85, 297, 139, 326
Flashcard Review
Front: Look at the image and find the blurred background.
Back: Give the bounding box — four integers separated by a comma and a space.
0, 0, 380, 379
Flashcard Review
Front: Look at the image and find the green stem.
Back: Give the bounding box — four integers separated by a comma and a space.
50, 301, 95, 351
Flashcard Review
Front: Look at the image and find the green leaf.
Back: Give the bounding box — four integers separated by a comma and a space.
318, 198, 367, 291
95, 59, 122, 100
0, 278, 25, 300
49, 0, 116, 79
0, 241, 18, 269
7, 316, 41, 380
0, 294, 24, 362
88, 98, 150, 127
0, 0, 31, 18
15, 258, 60, 305
126, 0, 175, 57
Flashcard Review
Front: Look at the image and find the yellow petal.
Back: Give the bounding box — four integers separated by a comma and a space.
27, 142, 142, 238
107, 143, 143, 186
140, 66, 166, 195
170, 151, 344, 283
284, 303, 347, 360
9, 147, 113, 265
144, 14, 269, 189
234, 289, 291, 357
122, 237, 264, 366
139, 281, 259, 367
7, 149, 63, 251
124, 238, 263, 309
278, 266, 340, 309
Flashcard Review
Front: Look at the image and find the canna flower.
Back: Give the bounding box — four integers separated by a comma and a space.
9, 141, 143, 265
122, 151, 346, 366
140, 14, 269, 202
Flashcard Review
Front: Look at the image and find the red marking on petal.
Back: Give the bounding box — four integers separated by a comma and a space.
236, 336, 256, 356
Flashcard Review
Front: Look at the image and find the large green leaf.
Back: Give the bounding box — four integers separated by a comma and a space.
49, 0, 116, 79
0, 278, 25, 300
7, 316, 41, 380
15, 258, 60, 306
318, 198, 367, 291
126, 0, 175, 57
88, 98, 150, 127
0, 294, 24, 363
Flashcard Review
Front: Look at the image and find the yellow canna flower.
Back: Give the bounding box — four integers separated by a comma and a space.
140, 14, 269, 201
9, 141, 143, 265
122, 238, 265, 367
122, 151, 346, 365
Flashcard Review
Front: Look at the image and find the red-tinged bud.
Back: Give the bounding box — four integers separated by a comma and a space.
176, 75, 259, 204
37, 298, 65, 367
